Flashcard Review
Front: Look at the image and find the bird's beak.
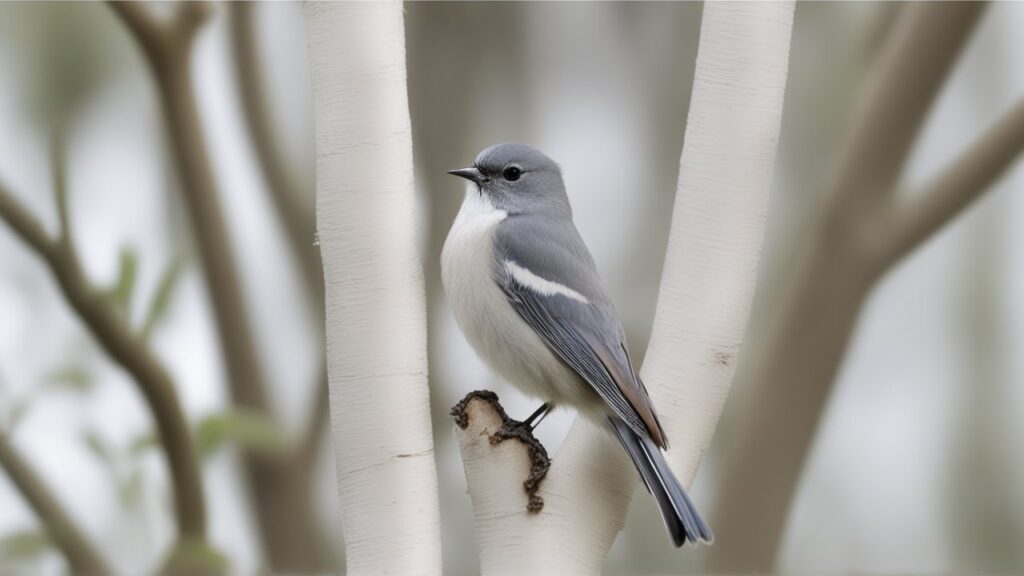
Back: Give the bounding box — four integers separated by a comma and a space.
446, 166, 487, 184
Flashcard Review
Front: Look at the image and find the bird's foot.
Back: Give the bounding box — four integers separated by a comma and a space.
491, 415, 551, 513
451, 390, 552, 513
523, 402, 553, 430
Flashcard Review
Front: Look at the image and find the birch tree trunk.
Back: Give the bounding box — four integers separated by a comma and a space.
303, 3, 442, 574
454, 3, 795, 574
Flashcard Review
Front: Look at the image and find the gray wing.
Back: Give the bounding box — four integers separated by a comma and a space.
493, 215, 668, 448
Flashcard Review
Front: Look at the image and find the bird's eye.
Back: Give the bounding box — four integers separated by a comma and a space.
503, 166, 522, 181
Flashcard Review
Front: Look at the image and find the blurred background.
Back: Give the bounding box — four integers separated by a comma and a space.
1, 2, 1023, 574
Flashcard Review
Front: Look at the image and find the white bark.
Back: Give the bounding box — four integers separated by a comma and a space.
642, 0, 794, 486
454, 3, 795, 574
303, 3, 441, 575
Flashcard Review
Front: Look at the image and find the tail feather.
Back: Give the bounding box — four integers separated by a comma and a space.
609, 417, 714, 547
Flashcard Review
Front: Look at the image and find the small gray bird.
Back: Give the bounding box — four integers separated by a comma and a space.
441, 143, 713, 547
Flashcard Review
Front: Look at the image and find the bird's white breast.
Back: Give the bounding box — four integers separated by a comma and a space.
440, 187, 585, 405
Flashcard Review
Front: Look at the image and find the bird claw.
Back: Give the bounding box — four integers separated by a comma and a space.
451, 390, 552, 513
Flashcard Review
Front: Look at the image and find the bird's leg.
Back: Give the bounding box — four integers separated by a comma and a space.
523, 402, 552, 430
452, 390, 552, 513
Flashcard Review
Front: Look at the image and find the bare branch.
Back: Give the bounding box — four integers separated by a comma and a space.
296, 365, 329, 466
827, 2, 987, 224
107, 1, 208, 69
709, 3, 990, 570
229, 2, 320, 295
228, 1, 328, 460
0, 182, 206, 540
111, 0, 272, 448
111, 1, 328, 568
51, 135, 71, 246
0, 182, 59, 264
879, 98, 1024, 265
0, 433, 112, 576
107, 1, 166, 66
862, 1, 907, 64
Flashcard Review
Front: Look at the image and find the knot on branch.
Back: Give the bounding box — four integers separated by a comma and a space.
451, 390, 551, 513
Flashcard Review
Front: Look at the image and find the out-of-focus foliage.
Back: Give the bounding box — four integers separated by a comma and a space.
194, 409, 288, 460
104, 248, 138, 320
0, 2, 1022, 575
44, 364, 95, 396
140, 255, 186, 342
0, 530, 52, 564
0, 2, 125, 131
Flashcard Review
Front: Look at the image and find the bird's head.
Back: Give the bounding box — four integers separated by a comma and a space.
448, 143, 570, 215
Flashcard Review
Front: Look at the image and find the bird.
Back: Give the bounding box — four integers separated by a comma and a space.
441, 142, 713, 547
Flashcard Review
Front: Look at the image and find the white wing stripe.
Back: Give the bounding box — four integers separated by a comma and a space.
504, 260, 589, 304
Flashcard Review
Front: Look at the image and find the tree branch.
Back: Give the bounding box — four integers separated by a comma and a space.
107, 1, 166, 64
110, 2, 329, 569
708, 3, 990, 570
0, 184, 59, 264
878, 98, 1024, 265
52, 136, 71, 247
303, 2, 443, 573
108, 1, 207, 70
229, 2, 321, 295
827, 1, 986, 227
0, 432, 111, 576
111, 0, 271, 453
296, 365, 329, 466
452, 3, 794, 573
110, 2, 332, 569
0, 182, 206, 540
862, 1, 907, 64
228, 1, 329, 462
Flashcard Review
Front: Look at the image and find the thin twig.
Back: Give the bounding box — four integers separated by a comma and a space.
109, 0, 271, 440
229, 2, 320, 293
710, 4, 989, 570
0, 433, 112, 575
862, 1, 907, 65
0, 182, 207, 540
826, 2, 987, 226
51, 135, 71, 247
879, 98, 1024, 265
107, 1, 166, 66
110, 1, 328, 568
107, 1, 208, 70
297, 365, 329, 466
228, 2, 328, 458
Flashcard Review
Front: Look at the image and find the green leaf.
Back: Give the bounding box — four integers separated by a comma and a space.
4, 3, 120, 130
52, 132, 70, 236
162, 537, 229, 575
195, 409, 289, 459
141, 255, 186, 341
128, 430, 160, 457
0, 530, 53, 562
6, 399, 32, 432
119, 466, 143, 508
43, 364, 94, 394
107, 248, 138, 316
82, 430, 114, 467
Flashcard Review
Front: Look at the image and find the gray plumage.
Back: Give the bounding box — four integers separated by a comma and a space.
495, 217, 664, 446
442, 142, 712, 547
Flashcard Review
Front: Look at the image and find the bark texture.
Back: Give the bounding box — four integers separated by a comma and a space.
303, 3, 442, 574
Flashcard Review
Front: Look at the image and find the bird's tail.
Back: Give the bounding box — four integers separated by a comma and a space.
608, 416, 714, 547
